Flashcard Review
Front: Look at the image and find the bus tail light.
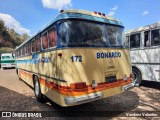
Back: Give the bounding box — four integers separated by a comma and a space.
70, 82, 87, 89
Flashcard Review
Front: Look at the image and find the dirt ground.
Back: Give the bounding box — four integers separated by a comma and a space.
0, 69, 159, 120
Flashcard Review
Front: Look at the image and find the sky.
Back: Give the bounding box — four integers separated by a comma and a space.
0, 0, 160, 35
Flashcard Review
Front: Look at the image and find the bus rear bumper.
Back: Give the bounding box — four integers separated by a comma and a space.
1, 64, 15, 68
122, 82, 135, 92
64, 92, 103, 105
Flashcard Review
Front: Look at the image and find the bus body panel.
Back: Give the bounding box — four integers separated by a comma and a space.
16, 48, 132, 106
131, 48, 160, 82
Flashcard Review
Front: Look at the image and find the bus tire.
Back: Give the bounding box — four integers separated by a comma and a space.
132, 67, 142, 86
34, 76, 44, 102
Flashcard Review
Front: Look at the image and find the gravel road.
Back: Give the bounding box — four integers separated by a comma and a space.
0, 69, 159, 120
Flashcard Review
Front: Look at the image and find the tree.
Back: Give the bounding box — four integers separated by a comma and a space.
22, 33, 30, 40
0, 20, 6, 32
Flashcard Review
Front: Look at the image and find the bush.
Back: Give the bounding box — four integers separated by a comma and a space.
0, 47, 15, 54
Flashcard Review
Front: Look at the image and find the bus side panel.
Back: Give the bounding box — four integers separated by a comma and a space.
17, 56, 34, 87
34, 52, 50, 78
131, 48, 160, 82
40, 78, 66, 106
48, 51, 57, 79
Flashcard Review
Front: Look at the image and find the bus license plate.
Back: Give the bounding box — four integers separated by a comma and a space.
105, 76, 117, 83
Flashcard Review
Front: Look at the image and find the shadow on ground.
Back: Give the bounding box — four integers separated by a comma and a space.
141, 80, 160, 90
0, 86, 139, 119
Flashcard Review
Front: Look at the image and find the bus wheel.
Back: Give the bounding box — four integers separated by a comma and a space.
132, 68, 142, 86
16, 69, 18, 75
34, 76, 44, 102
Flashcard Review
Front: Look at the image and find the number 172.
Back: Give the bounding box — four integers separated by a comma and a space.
71, 56, 82, 62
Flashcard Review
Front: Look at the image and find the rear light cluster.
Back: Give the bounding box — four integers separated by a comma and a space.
94, 11, 106, 16
70, 82, 87, 89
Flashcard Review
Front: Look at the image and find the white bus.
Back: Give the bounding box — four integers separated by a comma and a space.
125, 22, 160, 85
1, 53, 15, 69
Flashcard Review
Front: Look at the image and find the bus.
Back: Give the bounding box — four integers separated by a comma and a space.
125, 22, 160, 85
1, 53, 15, 69
15, 9, 134, 107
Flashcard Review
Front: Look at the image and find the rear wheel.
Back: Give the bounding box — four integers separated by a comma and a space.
16, 69, 18, 75
34, 76, 44, 102
132, 67, 142, 86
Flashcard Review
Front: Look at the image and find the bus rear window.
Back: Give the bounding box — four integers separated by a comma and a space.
59, 20, 124, 47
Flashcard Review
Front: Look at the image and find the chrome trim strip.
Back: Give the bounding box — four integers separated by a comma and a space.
64, 92, 103, 105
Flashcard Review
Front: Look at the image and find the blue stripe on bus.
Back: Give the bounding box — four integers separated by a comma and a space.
55, 13, 123, 26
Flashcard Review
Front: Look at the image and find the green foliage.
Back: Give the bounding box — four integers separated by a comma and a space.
0, 47, 14, 54
0, 20, 5, 32
0, 19, 30, 52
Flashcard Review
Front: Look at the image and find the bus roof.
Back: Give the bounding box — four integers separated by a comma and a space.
16, 9, 123, 50
125, 22, 160, 35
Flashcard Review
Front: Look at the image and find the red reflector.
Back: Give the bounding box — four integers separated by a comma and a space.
70, 82, 87, 89
58, 53, 62, 57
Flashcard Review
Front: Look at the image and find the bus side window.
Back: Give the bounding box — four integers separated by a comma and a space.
151, 29, 160, 46
25, 45, 28, 55
42, 32, 48, 50
22, 47, 25, 56
124, 35, 129, 48
18, 50, 19, 57
28, 42, 31, 54
144, 31, 150, 47
130, 33, 141, 48
36, 36, 41, 52
32, 40, 36, 53
20, 48, 22, 56
48, 27, 57, 48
